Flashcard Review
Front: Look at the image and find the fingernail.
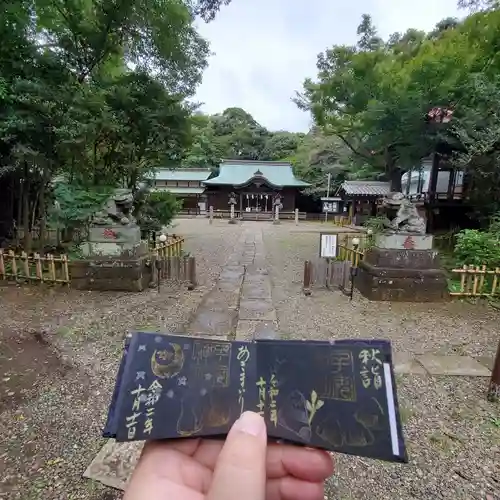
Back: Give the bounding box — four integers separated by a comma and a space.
234, 411, 265, 436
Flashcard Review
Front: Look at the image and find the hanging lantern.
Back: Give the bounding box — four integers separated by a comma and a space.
246, 194, 249, 199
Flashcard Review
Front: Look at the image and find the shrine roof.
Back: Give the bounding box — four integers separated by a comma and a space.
152, 168, 212, 182
152, 187, 205, 195
339, 181, 391, 196
203, 160, 309, 188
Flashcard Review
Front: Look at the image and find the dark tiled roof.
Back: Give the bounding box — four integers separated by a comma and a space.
340, 181, 391, 196
204, 160, 309, 188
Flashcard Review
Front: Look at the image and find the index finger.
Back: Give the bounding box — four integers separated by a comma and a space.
157, 438, 334, 482
266, 443, 334, 482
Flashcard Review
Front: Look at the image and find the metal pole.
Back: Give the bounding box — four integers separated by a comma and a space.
325, 173, 331, 223
155, 257, 161, 292
487, 340, 500, 402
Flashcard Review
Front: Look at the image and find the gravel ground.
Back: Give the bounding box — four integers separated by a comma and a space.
262, 222, 500, 500
0, 219, 239, 500
263, 224, 500, 359
0, 219, 499, 500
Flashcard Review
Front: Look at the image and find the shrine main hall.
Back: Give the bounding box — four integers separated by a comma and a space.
203, 160, 309, 216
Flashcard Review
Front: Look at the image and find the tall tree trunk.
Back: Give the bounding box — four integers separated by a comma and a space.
386, 148, 402, 192
22, 161, 31, 252
38, 167, 50, 255
31, 191, 39, 235
389, 168, 403, 192
16, 176, 23, 246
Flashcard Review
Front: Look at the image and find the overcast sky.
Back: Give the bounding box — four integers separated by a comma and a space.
194, 0, 462, 132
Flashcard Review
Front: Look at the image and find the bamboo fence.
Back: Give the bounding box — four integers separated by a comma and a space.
337, 245, 365, 267
449, 265, 500, 297
0, 249, 70, 284
155, 235, 184, 259
332, 215, 352, 227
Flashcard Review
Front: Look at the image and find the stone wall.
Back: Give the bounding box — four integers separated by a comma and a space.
70, 255, 153, 292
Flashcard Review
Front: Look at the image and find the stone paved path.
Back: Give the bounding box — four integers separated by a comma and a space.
84, 222, 495, 493
185, 224, 280, 341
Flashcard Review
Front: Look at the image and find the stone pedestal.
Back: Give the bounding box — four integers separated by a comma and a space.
70, 254, 153, 292
228, 205, 237, 224
356, 234, 449, 302
273, 205, 280, 225
82, 225, 142, 257
71, 224, 153, 291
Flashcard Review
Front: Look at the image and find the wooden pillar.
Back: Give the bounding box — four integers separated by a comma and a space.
428, 152, 440, 203
487, 340, 500, 402
447, 168, 456, 201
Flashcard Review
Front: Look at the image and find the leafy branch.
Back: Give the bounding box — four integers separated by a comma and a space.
305, 390, 324, 426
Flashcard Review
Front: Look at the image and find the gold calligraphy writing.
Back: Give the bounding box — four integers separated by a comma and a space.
268, 373, 279, 426
237, 345, 250, 414
318, 350, 356, 402
256, 377, 266, 416
359, 348, 383, 390
192, 341, 231, 388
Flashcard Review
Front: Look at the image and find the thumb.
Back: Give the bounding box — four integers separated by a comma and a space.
207, 412, 267, 500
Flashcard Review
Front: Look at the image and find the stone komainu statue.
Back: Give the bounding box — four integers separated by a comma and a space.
91, 189, 137, 226
382, 192, 426, 234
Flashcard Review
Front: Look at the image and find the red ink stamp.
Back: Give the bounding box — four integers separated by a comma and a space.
103, 228, 118, 239
403, 236, 415, 250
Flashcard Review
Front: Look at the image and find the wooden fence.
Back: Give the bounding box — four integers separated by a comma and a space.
0, 234, 187, 287
154, 235, 184, 258
449, 265, 500, 297
0, 249, 70, 284
332, 215, 352, 227
337, 245, 365, 267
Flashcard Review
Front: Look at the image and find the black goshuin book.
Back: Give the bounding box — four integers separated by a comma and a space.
103, 332, 408, 463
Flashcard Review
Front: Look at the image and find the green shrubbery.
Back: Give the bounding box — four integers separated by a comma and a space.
135, 191, 182, 233
453, 214, 500, 269
454, 229, 500, 268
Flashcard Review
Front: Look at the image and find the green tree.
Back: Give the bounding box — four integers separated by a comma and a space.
296, 8, 500, 202
0, 0, 231, 249
135, 191, 181, 232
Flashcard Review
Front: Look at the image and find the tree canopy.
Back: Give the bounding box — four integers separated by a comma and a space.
0, 0, 230, 249
296, 5, 500, 217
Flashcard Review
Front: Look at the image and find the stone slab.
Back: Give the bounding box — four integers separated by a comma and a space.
217, 279, 243, 293
376, 233, 433, 250
235, 320, 279, 341
475, 356, 494, 371
364, 247, 441, 270
82, 240, 147, 258
186, 309, 238, 337
356, 262, 449, 302
238, 298, 277, 321
218, 266, 245, 281
416, 354, 491, 377
393, 352, 428, 375
244, 270, 269, 281
83, 440, 142, 491
241, 281, 272, 299
202, 290, 240, 310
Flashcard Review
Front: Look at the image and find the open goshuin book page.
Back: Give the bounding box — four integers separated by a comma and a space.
103, 332, 408, 463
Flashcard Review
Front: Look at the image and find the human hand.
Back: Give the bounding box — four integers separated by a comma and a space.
124, 411, 334, 500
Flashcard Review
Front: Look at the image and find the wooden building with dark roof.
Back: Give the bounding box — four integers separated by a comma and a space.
336, 180, 391, 225
203, 160, 310, 218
